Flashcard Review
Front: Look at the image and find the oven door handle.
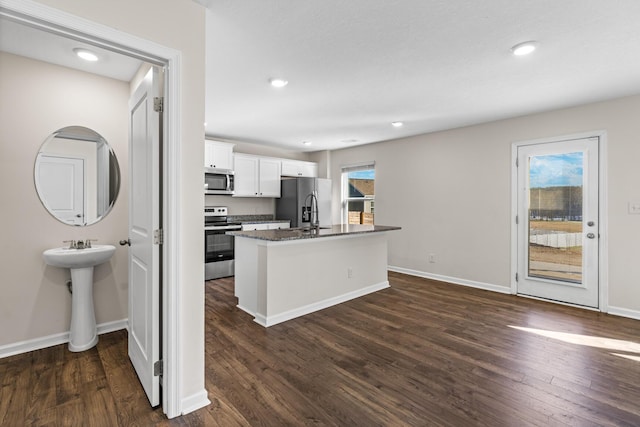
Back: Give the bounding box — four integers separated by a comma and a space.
204, 225, 242, 231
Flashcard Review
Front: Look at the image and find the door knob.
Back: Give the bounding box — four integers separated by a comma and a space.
586, 233, 596, 239
119, 239, 131, 246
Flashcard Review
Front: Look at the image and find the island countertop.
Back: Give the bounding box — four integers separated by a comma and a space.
228, 224, 401, 242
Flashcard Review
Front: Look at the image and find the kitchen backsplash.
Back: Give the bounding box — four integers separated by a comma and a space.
205, 194, 275, 215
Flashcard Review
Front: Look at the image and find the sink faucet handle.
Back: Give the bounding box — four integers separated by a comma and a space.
63, 240, 77, 249
84, 239, 97, 248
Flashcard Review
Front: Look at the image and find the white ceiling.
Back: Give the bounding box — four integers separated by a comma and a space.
204, 0, 640, 151
3, 2, 640, 153
0, 17, 142, 82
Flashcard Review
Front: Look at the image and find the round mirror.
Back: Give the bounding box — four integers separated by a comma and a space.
34, 126, 121, 226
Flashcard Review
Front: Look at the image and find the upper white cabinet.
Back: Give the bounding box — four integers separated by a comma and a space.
233, 154, 282, 197
204, 140, 234, 170
281, 159, 318, 178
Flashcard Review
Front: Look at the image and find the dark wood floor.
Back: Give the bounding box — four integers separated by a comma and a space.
2, 272, 640, 426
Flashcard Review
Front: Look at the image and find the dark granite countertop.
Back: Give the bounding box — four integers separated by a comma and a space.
228, 224, 401, 241
227, 214, 290, 225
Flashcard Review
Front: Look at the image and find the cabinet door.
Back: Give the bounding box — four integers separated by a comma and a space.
241, 223, 269, 231
233, 154, 259, 196
204, 140, 234, 170
267, 222, 290, 230
258, 158, 282, 197
204, 140, 215, 168
281, 160, 318, 177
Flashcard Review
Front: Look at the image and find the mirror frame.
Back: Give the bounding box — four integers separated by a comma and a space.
34, 125, 121, 226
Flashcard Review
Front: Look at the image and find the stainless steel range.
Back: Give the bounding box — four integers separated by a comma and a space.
204, 206, 241, 280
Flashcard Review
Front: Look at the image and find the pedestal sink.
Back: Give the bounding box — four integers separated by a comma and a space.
43, 245, 116, 352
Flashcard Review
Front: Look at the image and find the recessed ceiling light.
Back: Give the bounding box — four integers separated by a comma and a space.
269, 78, 288, 88
511, 41, 538, 56
73, 48, 99, 62
302, 141, 312, 146
391, 121, 404, 127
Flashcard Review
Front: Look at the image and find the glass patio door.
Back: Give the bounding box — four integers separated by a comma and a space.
516, 137, 599, 308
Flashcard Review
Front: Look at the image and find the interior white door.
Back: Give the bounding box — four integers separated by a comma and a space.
516, 137, 599, 308
128, 67, 161, 406
35, 154, 85, 225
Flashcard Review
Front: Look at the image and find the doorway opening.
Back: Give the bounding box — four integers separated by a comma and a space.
0, 1, 184, 417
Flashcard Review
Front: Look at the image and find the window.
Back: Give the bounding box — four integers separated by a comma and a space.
341, 162, 375, 224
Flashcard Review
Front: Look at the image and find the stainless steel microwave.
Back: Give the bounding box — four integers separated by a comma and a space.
204, 168, 234, 195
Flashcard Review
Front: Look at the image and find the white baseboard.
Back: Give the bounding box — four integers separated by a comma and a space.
0, 318, 128, 359
607, 306, 640, 321
388, 266, 512, 295
255, 281, 391, 327
236, 304, 255, 317
389, 267, 640, 322
181, 389, 211, 415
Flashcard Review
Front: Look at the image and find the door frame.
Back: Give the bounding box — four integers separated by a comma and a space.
0, 0, 184, 418
510, 130, 609, 312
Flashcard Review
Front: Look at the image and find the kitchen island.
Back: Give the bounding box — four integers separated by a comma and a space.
229, 224, 401, 327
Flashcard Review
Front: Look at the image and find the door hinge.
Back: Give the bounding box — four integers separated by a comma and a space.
154, 97, 164, 113
515, 157, 519, 167
154, 360, 163, 376
515, 273, 519, 282
153, 228, 164, 245
516, 215, 519, 225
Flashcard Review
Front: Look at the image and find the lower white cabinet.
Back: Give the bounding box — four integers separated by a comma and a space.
241, 221, 290, 231
234, 154, 281, 197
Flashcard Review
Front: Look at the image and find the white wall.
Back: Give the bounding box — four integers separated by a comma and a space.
328, 94, 640, 315
0, 52, 129, 345
7, 0, 207, 411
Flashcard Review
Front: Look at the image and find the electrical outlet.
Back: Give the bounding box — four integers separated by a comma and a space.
629, 201, 640, 214
428, 253, 436, 263
347, 267, 353, 278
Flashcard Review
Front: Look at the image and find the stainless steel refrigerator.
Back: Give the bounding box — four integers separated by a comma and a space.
276, 177, 332, 228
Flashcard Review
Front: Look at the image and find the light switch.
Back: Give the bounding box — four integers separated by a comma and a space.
628, 201, 640, 214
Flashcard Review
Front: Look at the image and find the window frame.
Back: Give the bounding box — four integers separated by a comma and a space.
341, 162, 376, 224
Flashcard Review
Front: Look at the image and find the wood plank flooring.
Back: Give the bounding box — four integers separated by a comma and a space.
2, 271, 640, 425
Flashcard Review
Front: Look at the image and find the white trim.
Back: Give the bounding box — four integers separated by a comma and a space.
0, 0, 185, 418
181, 389, 211, 416
517, 294, 601, 312
0, 319, 127, 359
340, 161, 376, 172
510, 130, 608, 312
388, 266, 512, 295
254, 281, 390, 327
607, 306, 640, 321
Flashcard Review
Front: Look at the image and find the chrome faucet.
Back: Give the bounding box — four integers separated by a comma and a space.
304, 192, 320, 229
63, 239, 96, 249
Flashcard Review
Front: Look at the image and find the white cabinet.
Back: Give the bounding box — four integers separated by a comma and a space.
233, 154, 282, 197
268, 221, 290, 230
281, 159, 318, 177
241, 223, 269, 231
204, 140, 234, 170
241, 221, 290, 231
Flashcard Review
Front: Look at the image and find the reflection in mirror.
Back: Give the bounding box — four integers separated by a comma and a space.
34, 126, 120, 226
